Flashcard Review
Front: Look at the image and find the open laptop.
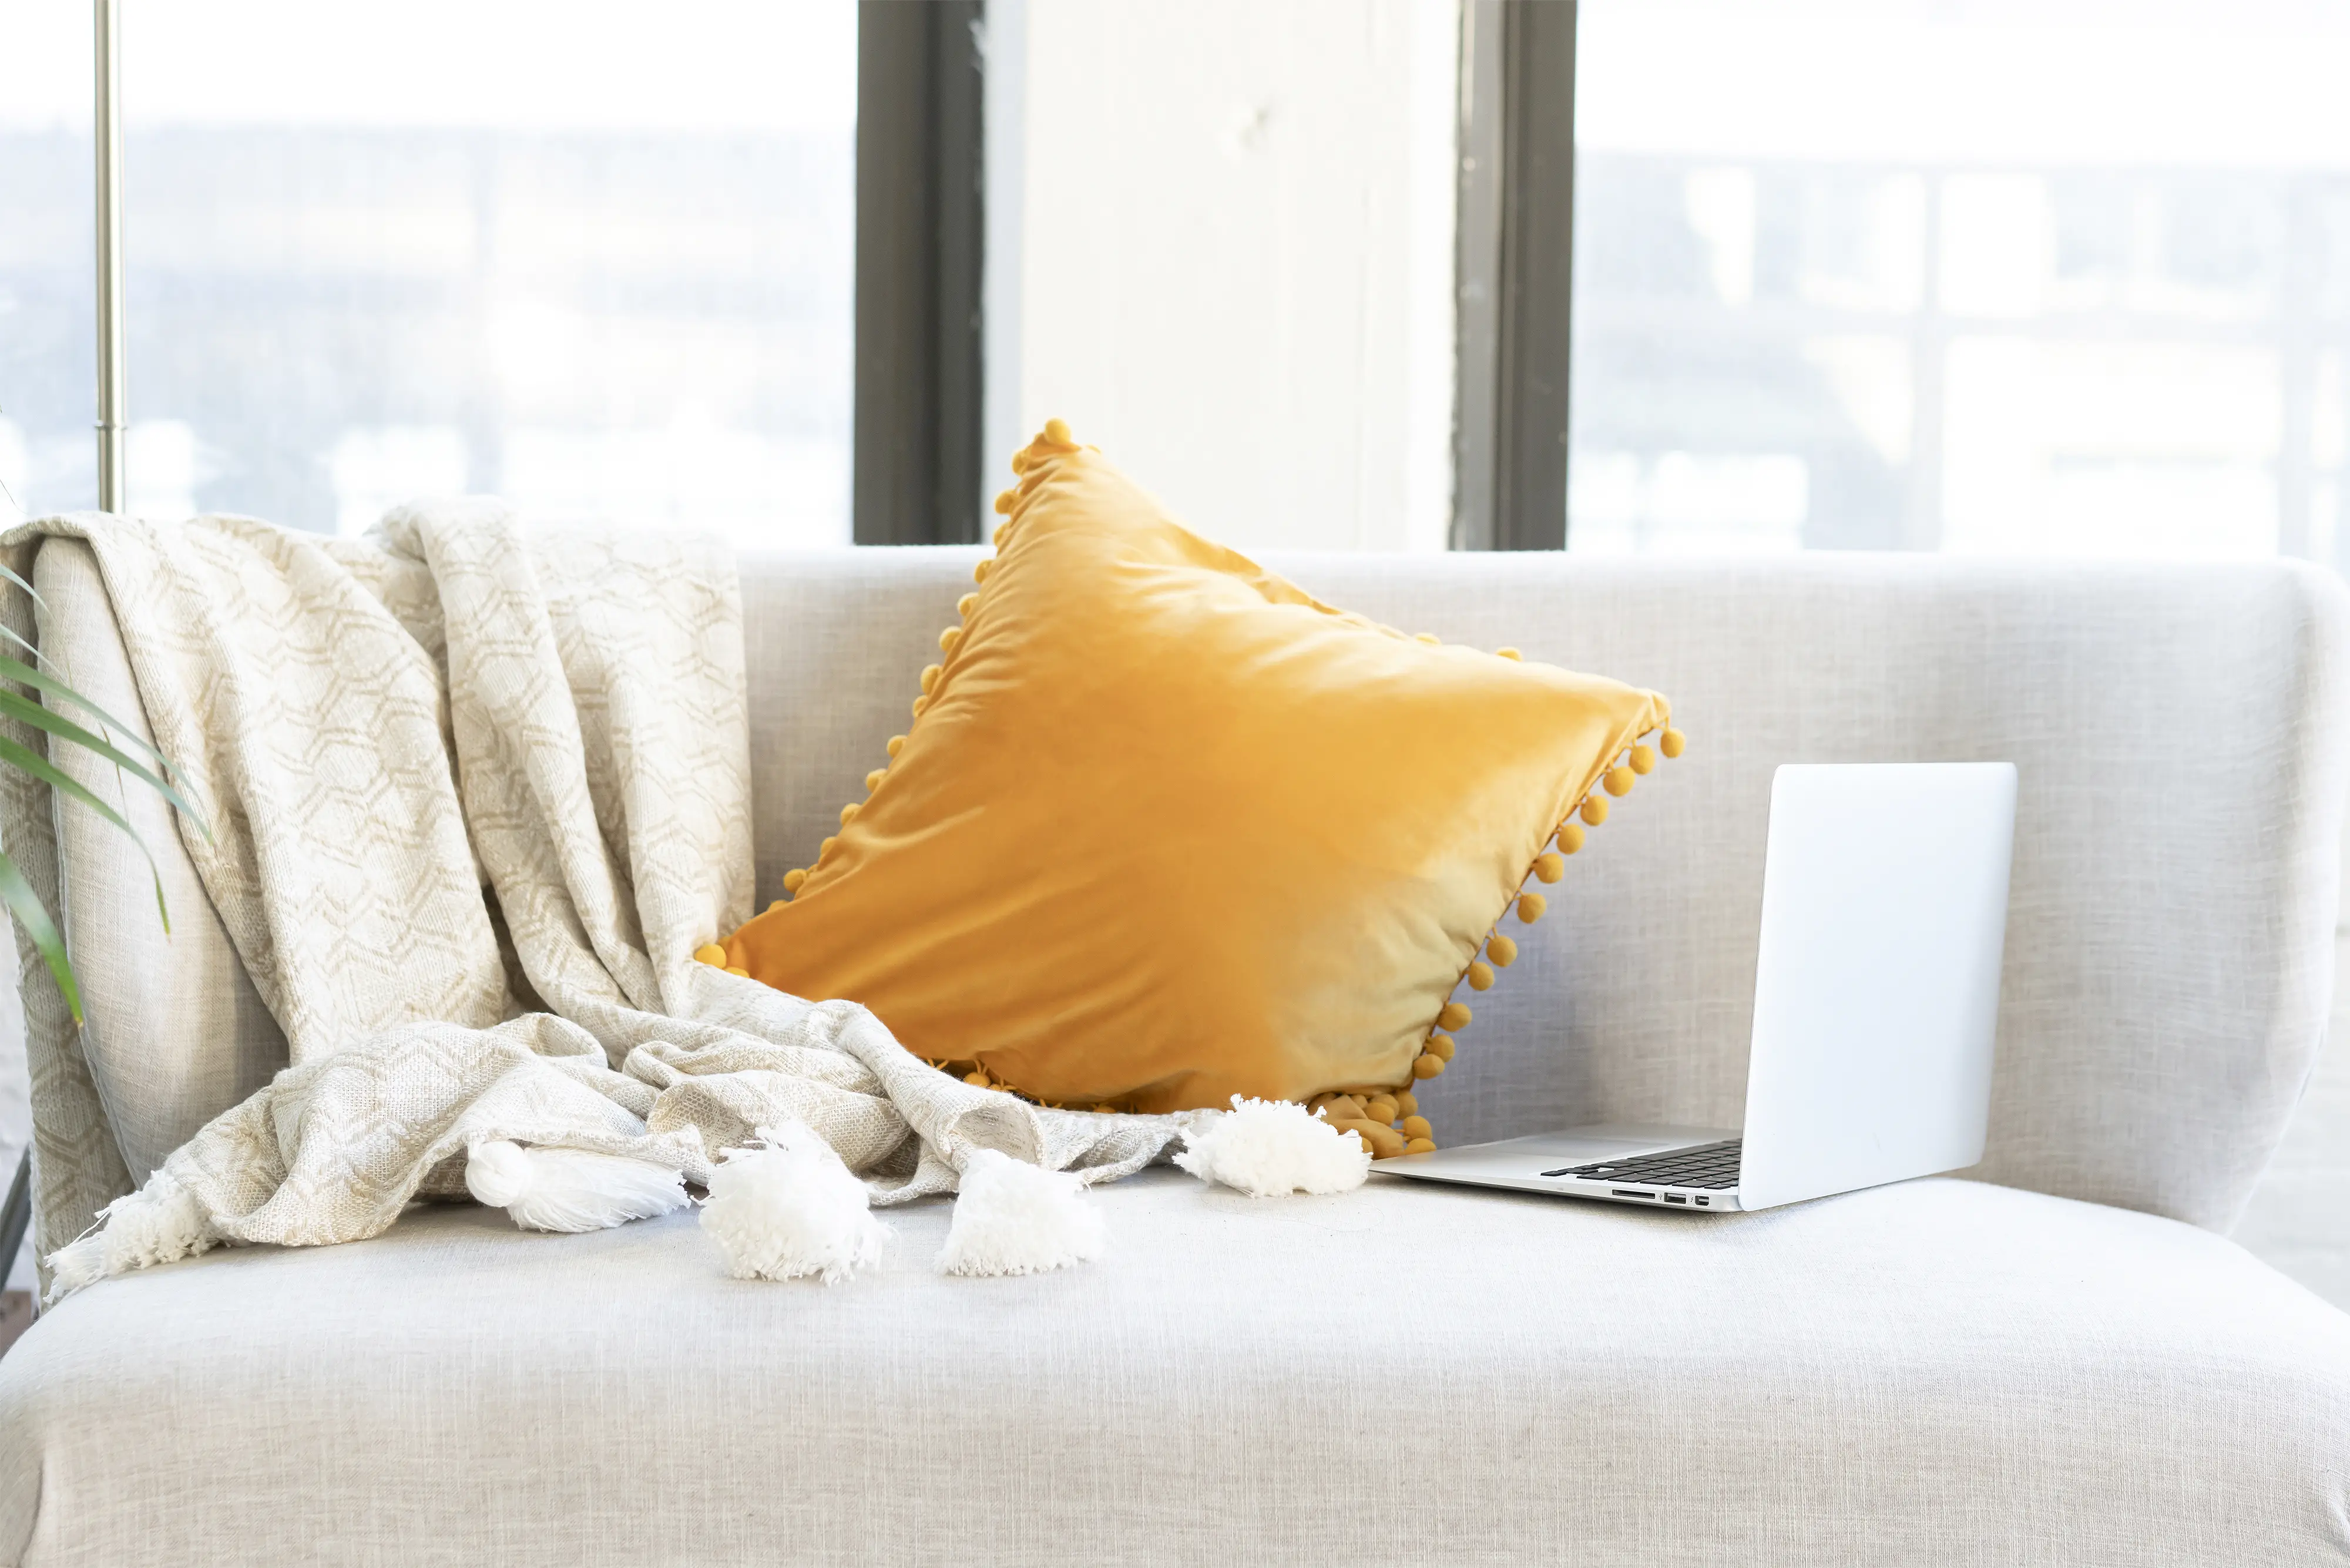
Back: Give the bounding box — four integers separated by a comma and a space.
1372, 762, 2017, 1212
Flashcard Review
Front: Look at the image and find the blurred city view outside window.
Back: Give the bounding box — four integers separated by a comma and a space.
0, 0, 855, 548
14, 2, 2350, 565
1570, 0, 2350, 562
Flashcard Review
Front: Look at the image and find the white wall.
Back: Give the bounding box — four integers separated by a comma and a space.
990, 0, 1458, 553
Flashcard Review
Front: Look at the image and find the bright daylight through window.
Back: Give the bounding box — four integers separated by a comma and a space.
0, 0, 855, 548
1570, 0, 2350, 562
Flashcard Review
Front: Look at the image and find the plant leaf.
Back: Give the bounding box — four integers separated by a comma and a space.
0, 560, 45, 610
0, 734, 172, 936
0, 850, 78, 1024
0, 652, 177, 780
0, 689, 209, 834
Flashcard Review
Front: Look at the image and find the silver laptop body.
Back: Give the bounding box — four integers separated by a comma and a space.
1372, 762, 2017, 1213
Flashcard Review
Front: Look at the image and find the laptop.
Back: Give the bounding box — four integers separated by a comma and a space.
1372, 762, 2017, 1212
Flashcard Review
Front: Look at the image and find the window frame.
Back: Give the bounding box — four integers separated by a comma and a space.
1453, 0, 1579, 551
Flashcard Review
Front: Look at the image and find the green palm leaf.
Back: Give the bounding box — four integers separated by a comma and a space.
0, 733, 172, 935
0, 560, 43, 610
0, 689, 208, 835
0, 652, 182, 784
0, 578, 201, 1023
0, 850, 78, 1024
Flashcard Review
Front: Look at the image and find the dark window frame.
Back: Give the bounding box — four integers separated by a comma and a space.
854, 0, 988, 546
1454, 0, 1578, 551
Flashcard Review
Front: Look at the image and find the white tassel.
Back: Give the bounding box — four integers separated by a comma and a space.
699, 1122, 888, 1284
1174, 1096, 1371, 1197
937, 1147, 1104, 1277
465, 1140, 688, 1233
45, 1168, 218, 1304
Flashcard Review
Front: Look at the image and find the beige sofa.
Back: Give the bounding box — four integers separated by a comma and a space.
4, 543, 2349, 1566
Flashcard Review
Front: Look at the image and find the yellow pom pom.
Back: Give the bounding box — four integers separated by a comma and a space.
921, 663, 941, 694
1366, 1095, 1399, 1123
1414, 632, 1441, 645
838, 802, 859, 827
964, 1071, 991, 1087
1486, 934, 1517, 968
1438, 1001, 1472, 1031
783, 868, 807, 894
911, 695, 929, 718
1394, 1089, 1418, 1117
1580, 794, 1609, 826
865, 769, 886, 792
938, 626, 962, 655
1630, 744, 1657, 775
767, 899, 787, 914
887, 734, 907, 757
724, 965, 749, 978
973, 559, 992, 585
1404, 1137, 1437, 1155
693, 944, 727, 966
1010, 448, 1030, 475
1604, 765, 1634, 798
998, 489, 1022, 515
1466, 961, 1495, 992
1518, 892, 1547, 923
1401, 1114, 1432, 1139
1043, 417, 1073, 445
1533, 852, 1566, 884
1660, 727, 1686, 759
1556, 821, 1585, 855
958, 592, 978, 618
1426, 1033, 1456, 1062
1412, 1052, 1446, 1080
1496, 647, 1522, 661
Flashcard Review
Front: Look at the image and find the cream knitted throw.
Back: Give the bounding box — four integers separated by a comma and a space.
0, 506, 1184, 1299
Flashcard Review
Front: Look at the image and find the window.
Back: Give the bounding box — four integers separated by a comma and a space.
0, 4, 96, 527
3, 0, 856, 548
1569, 0, 2350, 562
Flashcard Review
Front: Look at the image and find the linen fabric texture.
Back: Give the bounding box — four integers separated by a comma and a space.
4, 1171, 2346, 1567
0, 513, 1183, 1296
726, 430, 1672, 1113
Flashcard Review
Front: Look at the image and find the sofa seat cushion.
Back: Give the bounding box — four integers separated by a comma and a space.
2, 1173, 2344, 1567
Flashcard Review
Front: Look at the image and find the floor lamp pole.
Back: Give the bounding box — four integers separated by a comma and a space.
94, 0, 125, 514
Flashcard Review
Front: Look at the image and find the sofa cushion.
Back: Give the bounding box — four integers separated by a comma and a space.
726, 425, 1674, 1128
3, 1174, 2342, 1567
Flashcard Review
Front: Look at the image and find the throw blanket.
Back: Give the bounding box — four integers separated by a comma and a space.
0, 505, 1184, 1298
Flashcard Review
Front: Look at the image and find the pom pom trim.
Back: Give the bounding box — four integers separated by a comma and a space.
769, 419, 1080, 918
1390, 706, 1682, 1152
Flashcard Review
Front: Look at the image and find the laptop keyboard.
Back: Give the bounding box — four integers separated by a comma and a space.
1543, 1138, 1742, 1190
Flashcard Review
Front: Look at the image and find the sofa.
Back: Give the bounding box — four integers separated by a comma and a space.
3, 543, 2348, 1566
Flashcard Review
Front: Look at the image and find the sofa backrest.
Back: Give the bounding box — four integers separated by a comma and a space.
31, 543, 2348, 1241
740, 548, 2350, 1232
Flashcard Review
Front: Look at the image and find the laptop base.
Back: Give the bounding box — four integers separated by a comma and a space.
1369, 1124, 1747, 1211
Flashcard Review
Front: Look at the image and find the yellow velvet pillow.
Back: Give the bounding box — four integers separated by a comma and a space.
713, 421, 1678, 1153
